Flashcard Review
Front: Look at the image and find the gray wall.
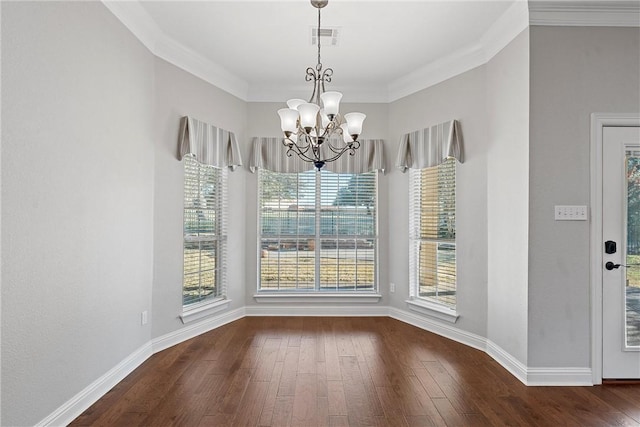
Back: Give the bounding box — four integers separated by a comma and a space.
528, 26, 640, 367
152, 58, 248, 337
388, 66, 490, 338
1, 3, 155, 425
3, 3, 640, 425
386, 29, 530, 352
486, 29, 530, 363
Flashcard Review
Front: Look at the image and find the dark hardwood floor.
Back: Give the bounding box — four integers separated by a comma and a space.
70, 317, 640, 426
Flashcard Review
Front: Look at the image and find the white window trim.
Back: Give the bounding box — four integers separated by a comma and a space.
182, 157, 228, 308
406, 298, 459, 323
408, 163, 457, 312
257, 169, 379, 293
253, 292, 382, 303
180, 298, 231, 324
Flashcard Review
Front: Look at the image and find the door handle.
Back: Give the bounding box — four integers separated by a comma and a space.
605, 261, 627, 270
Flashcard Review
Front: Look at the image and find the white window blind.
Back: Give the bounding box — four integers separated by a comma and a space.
259, 169, 377, 292
409, 158, 456, 308
183, 155, 227, 306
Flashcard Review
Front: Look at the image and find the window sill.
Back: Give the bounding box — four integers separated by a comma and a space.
254, 292, 382, 304
406, 298, 459, 323
180, 298, 231, 324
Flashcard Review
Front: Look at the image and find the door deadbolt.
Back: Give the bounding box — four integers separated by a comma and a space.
605, 240, 617, 254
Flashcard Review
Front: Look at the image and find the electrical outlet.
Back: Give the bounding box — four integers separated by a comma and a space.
141, 310, 148, 325
390, 282, 395, 293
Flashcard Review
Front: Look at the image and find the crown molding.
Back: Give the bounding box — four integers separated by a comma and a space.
529, 1, 640, 27
153, 31, 249, 100
101, 1, 249, 100
481, 0, 530, 61
101, 0, 160, 53
103, 1, 637, 104
387, 0, 529, 102
387, 43, 487, 103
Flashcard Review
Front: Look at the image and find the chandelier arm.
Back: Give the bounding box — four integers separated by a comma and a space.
318, 144, 358, 164
306, 67, 318, 104
283, 135, 322, 162
284, 136, 360, 167
322, 68, 333, 84
324, 141, 351, 154
318, 118, 345, 143
286, 143, 321, 163
324, 138, 360, 155
284, 139, 312, 157
317, 121, 338, 139
305, 67, 317, 82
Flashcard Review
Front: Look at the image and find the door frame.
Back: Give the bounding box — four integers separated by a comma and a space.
590, 113, 640, 384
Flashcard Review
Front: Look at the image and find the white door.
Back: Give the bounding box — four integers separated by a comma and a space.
602, 126, 640, 379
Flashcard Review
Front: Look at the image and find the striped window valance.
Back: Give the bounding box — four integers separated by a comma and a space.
249, 137, 385, 174
396, 120, 463, 172
178, 116, 243, 170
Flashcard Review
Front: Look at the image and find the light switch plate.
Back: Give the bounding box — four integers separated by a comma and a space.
554, 205, 588, 221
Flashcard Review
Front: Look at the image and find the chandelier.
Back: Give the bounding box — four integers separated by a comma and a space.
278, 0, 366, 170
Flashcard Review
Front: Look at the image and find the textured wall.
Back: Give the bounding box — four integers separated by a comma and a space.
486, 29, 530, 364
528, 26, 640, 367
5, 5, 639, 425
1, 2, 155, 425
388, 65, 490, 338
151, 57, 248, 338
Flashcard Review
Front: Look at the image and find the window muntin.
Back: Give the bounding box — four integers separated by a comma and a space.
183, 155, 226, 306
259, 169, 377, 292
409, 158, 456, 308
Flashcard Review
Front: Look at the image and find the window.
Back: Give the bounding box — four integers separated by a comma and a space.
183, 155, 227, 306
258, 169, 377, 292
409, 158, 456, 308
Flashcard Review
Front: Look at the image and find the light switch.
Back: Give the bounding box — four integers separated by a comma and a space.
554, 205, 588, 221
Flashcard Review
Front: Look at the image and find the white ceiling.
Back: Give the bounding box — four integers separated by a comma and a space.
104, 1, 640, 102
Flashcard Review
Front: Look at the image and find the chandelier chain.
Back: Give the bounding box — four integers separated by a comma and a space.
317, 6, 322, 70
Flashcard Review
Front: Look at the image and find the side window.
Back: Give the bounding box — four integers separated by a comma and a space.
183, 155, 227, 306
409, 158, 456, 308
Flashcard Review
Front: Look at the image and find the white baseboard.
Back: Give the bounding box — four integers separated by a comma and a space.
36, 342, 153, 427
388, 307, 487, 352
152, 307, 245, 353
391, 308, 592, 387
36, 308, 245, 426
244, 305, 388, 317
486, 339, 528, 385
526, 367, 593, 386
485, 341, 592, 386
38, 306, 595, 426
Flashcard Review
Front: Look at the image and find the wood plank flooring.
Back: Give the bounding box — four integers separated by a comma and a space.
70, 317, 640, 426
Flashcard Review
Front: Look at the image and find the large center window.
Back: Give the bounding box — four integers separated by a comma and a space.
258, 169, 377, 292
